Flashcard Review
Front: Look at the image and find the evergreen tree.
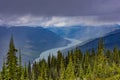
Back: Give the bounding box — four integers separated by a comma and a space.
41, 59, 48, 80
59, 57, 65, 80
28, 61, 32, 80
23, 63, 28, 80
83, 50, 90, 72
48, 54, 51, 69
113, 46, 119, 64
32, 61, 38, 80
79, 64, 84, 80
57, 51, 63, 77
6, 36, 18, 80
98, 38, 104, 55
51, 55, 57, 68
73, 48, 82, 78
65, 56, 75, 80
17, 49, 22, 80
1, 58, 7, 80
1, 37, 120, 80
96, 39, 108, 78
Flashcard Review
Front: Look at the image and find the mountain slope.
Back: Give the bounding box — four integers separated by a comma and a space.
78, 29, 120, 52
47, 25, 120, 41
0, 26, 70, 67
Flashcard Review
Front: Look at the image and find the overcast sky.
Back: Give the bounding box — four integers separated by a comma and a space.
0, 0, 120, 27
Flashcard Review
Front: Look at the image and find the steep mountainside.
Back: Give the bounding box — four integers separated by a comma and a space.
47, 25, 120, 41
79, 29, 120, 52
0, 26, 70, 66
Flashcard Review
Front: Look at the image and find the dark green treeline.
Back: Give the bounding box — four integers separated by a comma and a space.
1, 38, 120, 80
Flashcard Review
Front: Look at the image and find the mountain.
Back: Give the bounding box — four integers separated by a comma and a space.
78, 29, 120, 52
47, 25, 120, 41
0, 26, 70, 67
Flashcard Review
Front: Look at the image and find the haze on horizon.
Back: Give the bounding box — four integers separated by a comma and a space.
0, 0, 120, 27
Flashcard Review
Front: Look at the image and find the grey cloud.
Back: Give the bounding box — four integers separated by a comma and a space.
0, 15, 119, 27
0, 0, 119, 16
0, 0, 120, 26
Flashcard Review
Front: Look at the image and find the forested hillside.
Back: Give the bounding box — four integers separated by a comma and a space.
79, 29, 120, 52
0, 26, 70, 68
0, 0, 120, 79
1, 37, 120, 80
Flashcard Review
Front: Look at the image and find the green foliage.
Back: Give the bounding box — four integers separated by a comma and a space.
65, 56, 75, 80
28, 61, 32, 80
59, 58, 65, 80
1, 58, 7, 80
1, 37, 120, 80
17, 49, 22, 80
6, 36, 18, 80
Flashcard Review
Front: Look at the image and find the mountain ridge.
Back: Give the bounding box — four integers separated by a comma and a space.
78, 29, 120, 52
0, 26, 70, 68
47, 25, 120, 41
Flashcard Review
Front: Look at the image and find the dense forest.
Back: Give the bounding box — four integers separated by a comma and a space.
1, 37, 120, 80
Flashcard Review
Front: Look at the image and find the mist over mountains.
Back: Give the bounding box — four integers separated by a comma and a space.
78, 28, 120, 52
0, 25, 120, 68
47, 25, 120, 55
47, 25, 120, 41
0, 26, 69, 67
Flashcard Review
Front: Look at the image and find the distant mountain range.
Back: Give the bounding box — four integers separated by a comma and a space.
0, 25, 120, 68
78, 29, 120, 52
47, 25, 120, 41
0, 26, 70, 67
47, 25, 120, 56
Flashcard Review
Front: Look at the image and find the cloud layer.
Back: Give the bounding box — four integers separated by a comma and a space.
0, 0, 120, 16
0, 0, 120, 27
0, 15, 120, 27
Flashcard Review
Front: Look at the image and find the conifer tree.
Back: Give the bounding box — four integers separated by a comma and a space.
59, 57, 65, 80
113, 46, 119, 64
83, 50, 90, 73
17, 49, 22, 80
98, 38, 104, 55
1, 58, 7, 80
51, 55, 57, 68
96, 39, 108, 78
57, 51, 63, 76
33, 61, 38, 80
6, 36, 18, 80
48, 54, 51, 69
65, 56, 75, 80
39, 59, 48, 80
73, 48, 82, 77
2, 36, 120, 80
105, 50, 113, 64
85, 64, 92, 79
79, 64, 84, 80
28, 61, 32, 80
23, 63, 28, 80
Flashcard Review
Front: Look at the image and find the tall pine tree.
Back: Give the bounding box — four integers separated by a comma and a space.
28, 61, 32, 80
6, 36, 18, 80
1, 57, 7, 80
17, 49, 22, 80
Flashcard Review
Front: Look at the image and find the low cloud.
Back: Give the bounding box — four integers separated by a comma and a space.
0, 15, 120, 27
